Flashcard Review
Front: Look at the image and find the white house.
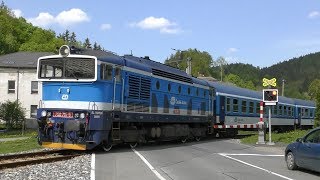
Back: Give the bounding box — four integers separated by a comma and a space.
0, 52, 53, 119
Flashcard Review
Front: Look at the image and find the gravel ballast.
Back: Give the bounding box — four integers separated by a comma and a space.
0, 154, 91, 180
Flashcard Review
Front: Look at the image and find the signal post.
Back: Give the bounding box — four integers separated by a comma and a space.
262, 78, 278, 145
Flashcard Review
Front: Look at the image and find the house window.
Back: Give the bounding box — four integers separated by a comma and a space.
30, 105, 37, 118
8, 80, 15, 94
31, 81, 38, 94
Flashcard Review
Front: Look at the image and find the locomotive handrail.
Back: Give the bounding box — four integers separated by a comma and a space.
112, 77, 116, 110
121, 78, 125, 111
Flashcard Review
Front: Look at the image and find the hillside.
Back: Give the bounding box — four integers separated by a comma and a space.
222, 52, 320, 99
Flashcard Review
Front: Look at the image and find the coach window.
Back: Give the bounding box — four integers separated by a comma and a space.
288, 107, 292, 117
196, 88, 199, 96
178, 86, 181, 94
273, 105, 278, 115
115, 67, 121, 82
310, 109, 314, 118
204, 90, 206, 97
168, 83, 171, 92
226, 98, 231, 112
256, 102, 260, 115
249, 102, 254, 113
305, 109, 309, 117
279, 105, 283, 116
233, 99, 239, 113
241, 100, 247, 113
188, 87, 191, 95
283, 106, 287, 116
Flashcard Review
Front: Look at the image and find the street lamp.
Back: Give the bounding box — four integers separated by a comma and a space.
171, 48, 192, 75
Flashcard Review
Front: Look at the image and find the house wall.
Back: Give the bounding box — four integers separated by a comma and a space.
0, 67, 41, 119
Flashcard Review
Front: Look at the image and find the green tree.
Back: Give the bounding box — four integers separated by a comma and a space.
308, 79, 320, 100
165, 48, 213, 77
213, 56, 228, 81
0, 100, 25, 130
83, 38, 92, 49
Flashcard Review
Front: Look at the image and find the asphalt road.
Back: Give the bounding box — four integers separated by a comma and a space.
94, 138, 320, 180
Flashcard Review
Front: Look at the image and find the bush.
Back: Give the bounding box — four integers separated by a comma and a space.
0, 100, 26, 130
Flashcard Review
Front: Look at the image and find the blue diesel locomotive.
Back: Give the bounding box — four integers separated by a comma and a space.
33, 45, 315, 151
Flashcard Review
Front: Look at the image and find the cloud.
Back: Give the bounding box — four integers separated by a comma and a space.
227, 48, 239, 53
308, 11, 320, 19
12, 9, 23, 18
130, 16, 181, 34
28, 12, 55, 27
27, 8, 90, 28
100, 23, 112, 31
55, 8, 90, 26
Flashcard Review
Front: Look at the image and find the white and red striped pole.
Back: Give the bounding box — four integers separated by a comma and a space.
257, 101, 266, 144
260, 101, 264, 122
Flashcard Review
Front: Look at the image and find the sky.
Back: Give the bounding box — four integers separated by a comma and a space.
4, 0, 320, 67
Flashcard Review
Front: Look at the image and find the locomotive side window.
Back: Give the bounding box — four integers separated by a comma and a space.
115, 67, 121, 82
249, 102, 254, 113
233, 99, 239, 113
178, 86, 181, 94
188, 87, 191, 95
156, 81, 160, 90
241, 100, 247, 113
226, 97, 231, 112
168, 83, 171, 92
104, 64, 113, 80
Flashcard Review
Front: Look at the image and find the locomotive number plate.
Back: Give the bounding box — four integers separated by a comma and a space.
53, 111, 73, 118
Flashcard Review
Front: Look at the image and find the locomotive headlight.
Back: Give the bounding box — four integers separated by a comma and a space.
74, 113, 79, 119
41, 110, 47, 117
59, 45, 70, 57
80, 113, 85, 119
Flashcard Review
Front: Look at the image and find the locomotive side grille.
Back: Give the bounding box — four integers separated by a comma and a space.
152, 69, 192, 83
127, 75, 151, 112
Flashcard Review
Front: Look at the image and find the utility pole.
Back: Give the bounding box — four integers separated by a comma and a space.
171, 48, 192, 75
282, 79, 285, 96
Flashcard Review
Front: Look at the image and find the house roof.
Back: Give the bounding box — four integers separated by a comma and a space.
0, 52, 54, 68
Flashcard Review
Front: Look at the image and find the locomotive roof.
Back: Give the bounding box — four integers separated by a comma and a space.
98, 55, 208, 86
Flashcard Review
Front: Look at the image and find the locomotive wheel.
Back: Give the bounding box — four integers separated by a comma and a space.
181, 137, 187, 143
129, 142, 138, 148
102, 141, 113, 152
195, 137, 201, 142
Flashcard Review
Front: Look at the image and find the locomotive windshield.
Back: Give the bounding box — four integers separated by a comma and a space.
38, 57, 95, 80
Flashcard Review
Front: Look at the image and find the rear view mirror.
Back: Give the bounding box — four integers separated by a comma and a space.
296, 138, 303, 143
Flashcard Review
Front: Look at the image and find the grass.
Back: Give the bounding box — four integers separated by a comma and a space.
240, 129, 310, 145
0, 137, 41, 154
0, 129, 38, 138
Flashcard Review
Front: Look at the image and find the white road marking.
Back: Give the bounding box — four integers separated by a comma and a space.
221, 153, 284, 157
91, 153, 95, 180
218, 153, 294, 180
132, 148, 167, 180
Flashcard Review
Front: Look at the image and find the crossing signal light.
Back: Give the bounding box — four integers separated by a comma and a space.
263, 89, 278, 103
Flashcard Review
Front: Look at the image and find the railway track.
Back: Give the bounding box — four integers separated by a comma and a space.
0, 150, 84, 170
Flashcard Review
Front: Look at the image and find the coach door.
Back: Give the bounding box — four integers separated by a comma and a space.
297, 107, 302, 126
113, 66, 123, 111
219, 96, 226, 123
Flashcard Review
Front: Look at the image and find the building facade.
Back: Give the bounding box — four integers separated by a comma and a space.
0, 52, 53, 119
